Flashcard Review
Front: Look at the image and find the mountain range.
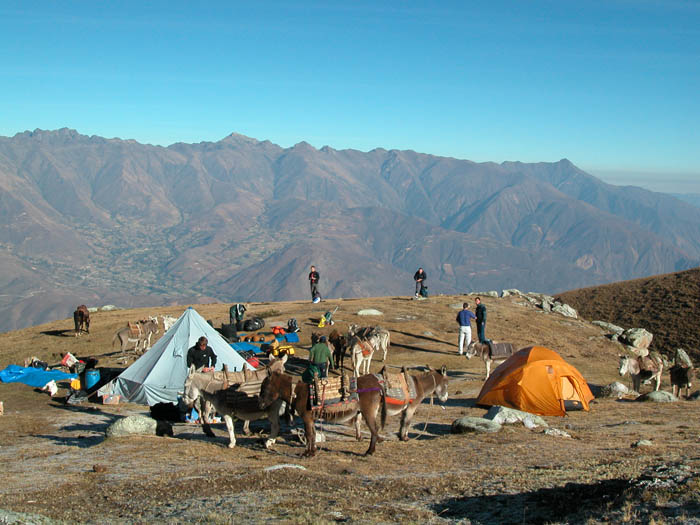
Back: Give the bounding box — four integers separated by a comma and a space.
1, 128, 700, 331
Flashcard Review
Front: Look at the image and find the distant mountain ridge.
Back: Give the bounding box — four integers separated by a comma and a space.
1, 128, 699, 331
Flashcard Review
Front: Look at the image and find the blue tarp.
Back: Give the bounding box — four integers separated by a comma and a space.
282, 333, 300, 343
230, 342, 265, 355
0, 365, 76, 388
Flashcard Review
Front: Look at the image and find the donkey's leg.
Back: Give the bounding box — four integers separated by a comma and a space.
242, 420, 251, 436
399, 405, 418, 441
485, 359, 491, 380
654, 371, 661, 391
363, 410, 379, 455
302, 413, 317, 457
197, 399, 216, 438
223, 414, 236, 448
265, 403, 281, 449
353, 413, 363, 441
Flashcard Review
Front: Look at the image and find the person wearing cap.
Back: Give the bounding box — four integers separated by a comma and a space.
186, 336, 217, 372
308, 335, 333, 378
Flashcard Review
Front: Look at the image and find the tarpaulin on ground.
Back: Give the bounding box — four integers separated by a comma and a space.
0, 365, 76, 388
230, 341, 265, 355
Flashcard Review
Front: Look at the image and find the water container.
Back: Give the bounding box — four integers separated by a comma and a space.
85, 369, 100, 390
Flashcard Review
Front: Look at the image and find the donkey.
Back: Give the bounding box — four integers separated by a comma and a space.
161, 315, 177, 332
111, 320, 159, 353
348, 325, 390, 361
258, 371, 387, 457
182, 356, 287, 449
465, 341, 515, 380
670, 348, 694, 398
328, 329, 348, 370
349, 335, 375, 376
359, 366, 449, 441
73, 305, 90, 336
618, 353, 663, 392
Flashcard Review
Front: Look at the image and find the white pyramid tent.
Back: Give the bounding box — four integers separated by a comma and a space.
100, 307, 253, 405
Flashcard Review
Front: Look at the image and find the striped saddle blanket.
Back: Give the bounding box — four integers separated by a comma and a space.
375, 372, 416, 406
310, 375, 358, 414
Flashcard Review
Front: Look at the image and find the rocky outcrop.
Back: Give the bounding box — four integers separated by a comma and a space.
483, 406, 548, 428
620, 328, 653, 350
552, 303, 578, 319
106, 415, 172, 437
635, 391, 678, 403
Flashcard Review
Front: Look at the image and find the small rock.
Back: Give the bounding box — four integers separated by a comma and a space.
264, 464, 307, 472
100, 304, 119, 311
423, 331, 434, 337
483, 406, 548, 428
87, 307, 98, 313
357, 309, 383, 316
501, 289, 522, 297
450, 303, 464, 310
596, 381, 630, 399
636, 391, 678, 403
451, 416, 501, 434
632, 440, 654, 448
544, 428, 571, 438
592, 320, 624, 335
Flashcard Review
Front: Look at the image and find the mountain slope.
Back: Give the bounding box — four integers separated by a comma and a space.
557, 267, 700, 361
1, 128, 700, 331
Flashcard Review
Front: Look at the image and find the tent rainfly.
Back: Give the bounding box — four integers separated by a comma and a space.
99, 307, 253, 405
476, 345, 594, 416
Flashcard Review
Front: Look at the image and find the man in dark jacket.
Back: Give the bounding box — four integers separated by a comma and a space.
414, 268, 427, 297
186, 336, 217, 372
475, 297, 487, 343
308, 265, 320, 300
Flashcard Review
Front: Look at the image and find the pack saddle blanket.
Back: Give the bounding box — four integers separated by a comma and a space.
374, 372, 417, 406
309, 375, 358, 414
487, 341, 515, 359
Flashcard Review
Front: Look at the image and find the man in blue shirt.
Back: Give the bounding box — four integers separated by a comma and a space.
456, 302, 476, 355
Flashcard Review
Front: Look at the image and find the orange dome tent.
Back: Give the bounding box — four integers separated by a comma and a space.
476, 346, 594, 416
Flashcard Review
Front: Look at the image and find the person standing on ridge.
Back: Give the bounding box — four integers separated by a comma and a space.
413, 267, 427, 298
456, 302, 477, 355
475, 297, 488, 343
309, 265, 320, 301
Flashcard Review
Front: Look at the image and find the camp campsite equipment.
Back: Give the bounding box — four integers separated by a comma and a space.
269, 339, 295, 358
98, 307, 253, 405
476, 346, 594, 416
85, 369, 101, 390
318, 306, 339, 328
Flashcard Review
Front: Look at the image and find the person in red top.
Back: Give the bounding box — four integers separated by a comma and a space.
308, 265, 320, 300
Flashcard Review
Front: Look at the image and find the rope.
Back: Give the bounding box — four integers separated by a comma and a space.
407, 373, 437, 441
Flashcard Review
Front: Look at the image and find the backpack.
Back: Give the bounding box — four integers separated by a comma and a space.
419, 286, 429, 298
287, 318, 299, 333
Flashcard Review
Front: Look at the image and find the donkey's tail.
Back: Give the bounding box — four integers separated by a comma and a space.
111, 332, 118, 348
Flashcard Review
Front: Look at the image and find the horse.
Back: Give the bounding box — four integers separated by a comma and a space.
618, 353, 664, 392
360, 366, 449, 441
465, 341, 515, 380
182, 356, 288, 449
111, 319, 159, 353
258, 370, 387, 457
73, 305, 90, 336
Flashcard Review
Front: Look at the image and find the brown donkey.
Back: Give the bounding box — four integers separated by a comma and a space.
259, 371, 387, 457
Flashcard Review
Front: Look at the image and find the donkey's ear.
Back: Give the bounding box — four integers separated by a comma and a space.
441, 365, 447, 376
280, 353, 288, 365
187, 364, 196, 377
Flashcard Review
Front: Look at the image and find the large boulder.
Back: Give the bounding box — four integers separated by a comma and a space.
483, 406, 548, 428
451, 416, 501, 434
552, 303, 578, 319
619, 328, 653, 350
635, 391, 678, 403
106, 415, 172, 437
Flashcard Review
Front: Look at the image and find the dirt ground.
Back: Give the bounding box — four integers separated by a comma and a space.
0, 294, 698, 524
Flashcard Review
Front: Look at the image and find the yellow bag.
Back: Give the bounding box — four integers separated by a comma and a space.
70, 378, 81, 390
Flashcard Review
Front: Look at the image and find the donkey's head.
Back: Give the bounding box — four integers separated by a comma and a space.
464, 341, 478, 359
259, 370, 287, 410
181, 365, 200, 407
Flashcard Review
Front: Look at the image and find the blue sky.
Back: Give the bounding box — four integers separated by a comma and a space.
1, 1, 698, 192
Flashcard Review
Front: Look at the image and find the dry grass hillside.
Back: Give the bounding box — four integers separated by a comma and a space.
558, 267, 700, 361
0, 294, 698, 524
